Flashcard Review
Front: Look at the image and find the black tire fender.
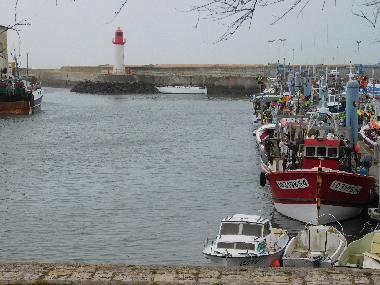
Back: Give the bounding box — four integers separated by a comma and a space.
260, 172, 266, 187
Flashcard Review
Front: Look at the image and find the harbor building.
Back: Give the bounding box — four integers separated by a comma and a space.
0, 25, 8, 75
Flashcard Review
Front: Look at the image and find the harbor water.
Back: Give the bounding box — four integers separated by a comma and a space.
0, 88, 370, 265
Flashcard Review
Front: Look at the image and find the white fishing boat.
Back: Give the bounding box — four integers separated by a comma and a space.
336, 229, 380, 269
202, 214, 289, 267
359, 123, 379, 148
367, 81, 380, 97
155, 85, 207, 94
254, 123, 276, 146
283, 225, 347, 268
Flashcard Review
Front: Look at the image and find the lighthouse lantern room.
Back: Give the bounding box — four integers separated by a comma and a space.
112, 27, 126, 74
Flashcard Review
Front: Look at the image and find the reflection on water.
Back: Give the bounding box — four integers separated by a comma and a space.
0, 88, 374, 265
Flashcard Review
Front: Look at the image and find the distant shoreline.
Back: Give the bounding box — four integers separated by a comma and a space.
19, 64, 380, 96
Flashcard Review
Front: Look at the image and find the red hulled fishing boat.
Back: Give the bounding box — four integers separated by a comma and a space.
266, 108, 376, 225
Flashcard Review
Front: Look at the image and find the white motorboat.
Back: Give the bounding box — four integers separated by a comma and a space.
359, 123, 379, 148
202, 214, 289, 267
155, 85, 207, 94
283, 225, 347, 268
336, 229, 380, 269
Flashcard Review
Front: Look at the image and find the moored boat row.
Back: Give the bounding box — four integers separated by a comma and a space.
203, 213, 380, 268
252, 66, 379, 225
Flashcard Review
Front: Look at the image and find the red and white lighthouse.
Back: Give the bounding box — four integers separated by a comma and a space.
112, 27, 126, 74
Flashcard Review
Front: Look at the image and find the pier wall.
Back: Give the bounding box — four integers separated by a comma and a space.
0, 263, 379, 285
30, 65, 267, 96
28, 64, 380, 95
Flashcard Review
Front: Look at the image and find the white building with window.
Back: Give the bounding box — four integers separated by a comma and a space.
0, 25, 8, 74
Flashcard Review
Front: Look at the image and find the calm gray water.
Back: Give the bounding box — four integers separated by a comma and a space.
0, 88, 368, 265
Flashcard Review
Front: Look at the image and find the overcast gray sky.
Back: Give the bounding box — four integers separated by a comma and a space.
1, 0, 379, 68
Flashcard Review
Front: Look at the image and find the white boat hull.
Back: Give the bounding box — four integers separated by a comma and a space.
274, 202, 363, 225
203, 249, 284, 267
32, 88, 43, 113
156, 86, 207, 94
359, 124, 378, 148
283, 226, 347, 268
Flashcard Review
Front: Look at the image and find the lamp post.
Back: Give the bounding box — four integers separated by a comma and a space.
292, 48, 295, 64
356, 40, 362, 54
267, 40, 276, 63
278, 38, 287, 60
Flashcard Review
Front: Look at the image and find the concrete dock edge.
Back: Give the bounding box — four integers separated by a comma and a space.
0, 263, 379, 284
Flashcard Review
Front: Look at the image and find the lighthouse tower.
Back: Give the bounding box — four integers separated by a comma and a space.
112, 27, 126, 74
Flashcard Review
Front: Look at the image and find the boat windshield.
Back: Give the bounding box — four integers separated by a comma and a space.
317, 147, 326, 157
327, 147, 338, 158
242, 224, 263, 237
220, 223, 239, 235
305, 147, 315, 157
217, 242, 255, 251
305, 146, 338, 159
235, 242, 256, 250
220, 223, 263, 236
217, 242, 234, 249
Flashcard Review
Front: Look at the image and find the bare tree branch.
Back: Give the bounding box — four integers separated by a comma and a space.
1, 0, 30, 35
353, 0, 380, 28
190, 0, 380, 41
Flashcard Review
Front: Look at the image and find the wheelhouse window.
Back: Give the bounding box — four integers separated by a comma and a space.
327, 148, 338, 158
305, 147, 315, 157
220, 223, 239, 235
116, 32, 123, 37
241, 224, 262, 237
317, 147, 326, 157
235, 242, 256, 250
217, 242, 234, 249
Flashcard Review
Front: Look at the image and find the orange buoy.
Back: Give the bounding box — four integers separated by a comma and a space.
271, 258, 281, 268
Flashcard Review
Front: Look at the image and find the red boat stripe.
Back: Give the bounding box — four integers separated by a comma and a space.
273, 198, 315, 204
274, 198, 368, 207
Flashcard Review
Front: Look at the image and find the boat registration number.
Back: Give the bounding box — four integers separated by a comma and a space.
276, 178, 309, 190
330, 180, 361, 195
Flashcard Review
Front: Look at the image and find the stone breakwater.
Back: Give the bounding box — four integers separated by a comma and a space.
71, 81, 158, 94
0, 263, 379, 285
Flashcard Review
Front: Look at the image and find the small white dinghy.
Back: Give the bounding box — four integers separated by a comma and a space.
155, 86, 207, 94
336, 229, 380, 269
202, 214, 289, 266
283, 225, 347, 268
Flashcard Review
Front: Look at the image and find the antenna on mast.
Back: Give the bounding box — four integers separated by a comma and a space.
348, 61, 354, 81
